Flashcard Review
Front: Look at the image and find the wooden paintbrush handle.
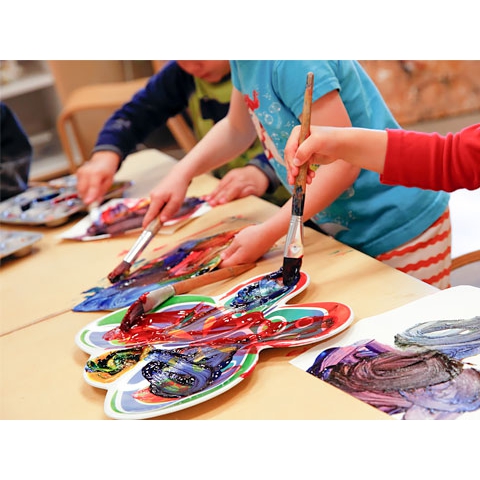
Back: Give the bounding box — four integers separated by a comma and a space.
292, 72, 314, 216
298, 72, 314, 145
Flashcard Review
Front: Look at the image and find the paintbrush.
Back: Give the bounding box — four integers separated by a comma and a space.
282, 72, 314, 287
119, 262, 256, 332
108, 216, 163, 283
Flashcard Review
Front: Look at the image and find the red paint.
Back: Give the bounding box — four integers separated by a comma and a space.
104, 303, 340, 352
119, 292, 149, 332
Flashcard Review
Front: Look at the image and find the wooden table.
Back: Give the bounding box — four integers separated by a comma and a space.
0, 151, 220, 335
0, 149, 438, 420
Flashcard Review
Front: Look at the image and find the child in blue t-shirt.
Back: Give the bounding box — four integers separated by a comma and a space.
142, 61, 451, 289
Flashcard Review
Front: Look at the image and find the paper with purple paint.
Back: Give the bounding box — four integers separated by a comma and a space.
60, 197, 211, 241
290, 285, 480, 420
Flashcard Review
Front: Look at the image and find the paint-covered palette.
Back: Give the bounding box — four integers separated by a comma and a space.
291, 285, 480, 420
75, 270, 354, 419
60, 196, 211, 241
0, 176, 132, 227
0, 229, 43, 260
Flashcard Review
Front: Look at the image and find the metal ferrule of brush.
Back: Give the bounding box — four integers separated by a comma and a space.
284, 215, 304, 258
123, 230, 154, 264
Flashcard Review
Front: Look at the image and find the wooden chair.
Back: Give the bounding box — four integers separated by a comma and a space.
49, 60, 197, 173
451, 250, 480, 270
450, 250, 480, 287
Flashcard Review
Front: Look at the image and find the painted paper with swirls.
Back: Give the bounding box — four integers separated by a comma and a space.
73, 227, 242, 312
292, 287, 480, 420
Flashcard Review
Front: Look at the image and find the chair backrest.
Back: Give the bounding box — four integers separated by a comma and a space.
48, 61, 155, 166
49, 60, 196, 168
48, 61, 154, 103
450, 251, 480, 287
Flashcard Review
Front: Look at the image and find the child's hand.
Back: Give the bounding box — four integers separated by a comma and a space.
286, 125, 388, 180
76, 151, 120, 205
142, 168, 190, 227
206, 165, 269, 206
218, 224, 275, 267
284, 125, 319, 186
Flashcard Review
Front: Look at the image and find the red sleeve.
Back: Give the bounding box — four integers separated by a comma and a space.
381, 124, 480, 191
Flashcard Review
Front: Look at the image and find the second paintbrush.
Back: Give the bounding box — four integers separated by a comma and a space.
108, 216, 163, 283
282, 72, 314, 287
119, 262, 257, 331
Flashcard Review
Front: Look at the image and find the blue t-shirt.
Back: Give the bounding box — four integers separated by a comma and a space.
230, 60, 449, 257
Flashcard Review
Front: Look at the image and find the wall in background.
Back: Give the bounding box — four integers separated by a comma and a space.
360, 60, 480, 126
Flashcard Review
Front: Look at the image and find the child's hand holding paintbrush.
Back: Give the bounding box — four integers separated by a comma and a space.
107, 68, 320, 283
107, 173, 190, 283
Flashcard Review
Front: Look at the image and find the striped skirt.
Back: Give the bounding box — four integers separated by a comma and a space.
376, 207, 451, 289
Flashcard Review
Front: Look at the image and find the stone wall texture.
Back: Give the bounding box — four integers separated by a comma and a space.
360, 60, 480, 126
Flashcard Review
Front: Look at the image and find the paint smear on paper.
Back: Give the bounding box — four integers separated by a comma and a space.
306, 316, 480, 420
62, 196, 209, 240
73, 227, 243, 311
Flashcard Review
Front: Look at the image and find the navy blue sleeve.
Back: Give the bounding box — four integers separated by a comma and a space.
248, 153, 281, 193
93, 61, 195, 162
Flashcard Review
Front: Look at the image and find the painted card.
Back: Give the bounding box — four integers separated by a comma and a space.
75, 270, 354, 419
60, 196, 211, 241
290, 285, 480, 420
72, 221, 249, 312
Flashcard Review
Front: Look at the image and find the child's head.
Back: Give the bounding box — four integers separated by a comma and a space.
176, 60, 230, 83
